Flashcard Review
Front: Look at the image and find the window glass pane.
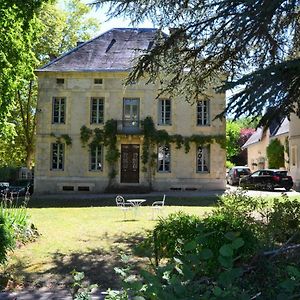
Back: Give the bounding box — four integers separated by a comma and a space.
53, 98, 65, 123
90, 146, 103, 171
91, 98, 104, 124
51, 143, 64, 170
197, 100, 210, 126
159, 99, 171, 125
158, 145, 170, 172
197, 146, 209, 172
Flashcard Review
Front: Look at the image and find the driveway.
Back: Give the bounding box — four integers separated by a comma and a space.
227, 184, 300, 198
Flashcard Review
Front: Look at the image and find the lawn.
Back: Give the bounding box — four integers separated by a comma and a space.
2, 200, 215, 291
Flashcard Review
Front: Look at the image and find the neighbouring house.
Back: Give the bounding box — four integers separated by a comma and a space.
243, 118, 289, 172
34, 28, 226, 194
289, 114, 300, 191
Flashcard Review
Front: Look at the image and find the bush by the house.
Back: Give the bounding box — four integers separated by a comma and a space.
102, 191, 300, 300
0, 198, 38, 265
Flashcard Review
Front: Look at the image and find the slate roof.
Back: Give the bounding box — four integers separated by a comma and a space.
272, 117, 289, 137
242, 117, 289, 149
37, 28, 160, 72
242, 127, 263, 148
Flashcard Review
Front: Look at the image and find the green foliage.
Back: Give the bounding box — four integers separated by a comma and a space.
142, 116, 226, 165
226, 121, 241, 160
36, 0, 100, 64
61, 134, 72, 146
202, 211, 259, 261
151, 211, 203, 259
80, 120, 120, 183
268, 197, 300, 244
71, 270, 98, 300
80, 126, 93, 146
52, 133, 73, 146
0, 215, 15, 265
267, 138, 285, 169
0, 197, 38, 265
102, 191, 300, 299
226, 160, 234, 169
0, 0, 100, 167
0, 167, 18, 181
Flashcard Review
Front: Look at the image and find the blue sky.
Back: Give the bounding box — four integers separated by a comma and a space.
83, 1, 154, 36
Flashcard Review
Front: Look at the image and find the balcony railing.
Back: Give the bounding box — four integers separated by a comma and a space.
117, 120, 143, 134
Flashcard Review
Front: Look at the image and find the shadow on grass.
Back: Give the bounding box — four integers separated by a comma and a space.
22, 195, 218, 209
4, 231, 150, 291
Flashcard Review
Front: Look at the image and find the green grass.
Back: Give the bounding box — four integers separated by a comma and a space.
4, 193, 299, 291
2, 203, 214, 290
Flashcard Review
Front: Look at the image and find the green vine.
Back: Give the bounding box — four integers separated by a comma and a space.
104, 120, 120, 182
80, 120, 119, 184
79, 116, 225, 190
142, 116, 226, 164
61, 134, 72, 146
80, 125, 93, 146
50, 133, 72, 146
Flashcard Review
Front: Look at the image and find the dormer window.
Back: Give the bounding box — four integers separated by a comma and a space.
94, 78, 103, 85
56, 78, 64, 85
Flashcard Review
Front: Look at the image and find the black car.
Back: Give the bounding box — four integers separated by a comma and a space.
240, 169, 293, 191
226, 166, 251, 185
8, 180, 33, 196
0, 182, 9, 193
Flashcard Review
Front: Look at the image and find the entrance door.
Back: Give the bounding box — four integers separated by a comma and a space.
123, 98, 139, 128
121, 144, 140, 183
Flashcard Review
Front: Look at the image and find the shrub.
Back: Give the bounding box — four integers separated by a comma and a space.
149, 211, 203, 260
267, 138, 285, 168
0, 215, 15, 264
0, 198, 38, 264
268, 198, 300, 244
201, 210, 260, 261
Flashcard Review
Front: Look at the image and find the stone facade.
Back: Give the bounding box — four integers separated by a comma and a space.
243, 118, 290, 172
34, 28, 226, 194
289, 114, 300, 191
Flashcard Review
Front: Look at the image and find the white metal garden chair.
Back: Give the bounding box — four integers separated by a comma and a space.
151, 194, 166, 219
115, 195, 133, 220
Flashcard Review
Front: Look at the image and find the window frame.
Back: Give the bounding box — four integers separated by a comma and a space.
56, 78, 65, 85
158, 98, 171, 125
197, 100, 210, 126
51, 143, 64, 171
196, 145, 210, 173
52, 97, 66, 124
94, 78, 103, 85
157, 144, 171, 172
89, 145, 103, 171
291, 145, 298, 167
90, 97, 104, 124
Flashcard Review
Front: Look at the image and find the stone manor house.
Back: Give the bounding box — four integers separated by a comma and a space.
34, 28, 226, 194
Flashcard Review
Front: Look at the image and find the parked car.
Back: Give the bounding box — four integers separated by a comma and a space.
226, 166, 251, 185
0, 182, 9, 193
8, 180, 33, 196
240, 169, 293, 191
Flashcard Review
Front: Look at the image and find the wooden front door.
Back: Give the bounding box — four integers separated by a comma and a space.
121, 144, 140, 183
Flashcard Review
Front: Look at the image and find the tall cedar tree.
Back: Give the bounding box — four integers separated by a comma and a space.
92, 0, 300, 126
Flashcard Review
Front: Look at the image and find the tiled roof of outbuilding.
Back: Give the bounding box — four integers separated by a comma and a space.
37, 28, 160, 72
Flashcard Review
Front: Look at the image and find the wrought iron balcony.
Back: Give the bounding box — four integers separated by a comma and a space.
117, 120, 143, 134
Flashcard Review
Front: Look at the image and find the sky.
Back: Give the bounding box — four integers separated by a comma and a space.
83, 1, 154, 36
